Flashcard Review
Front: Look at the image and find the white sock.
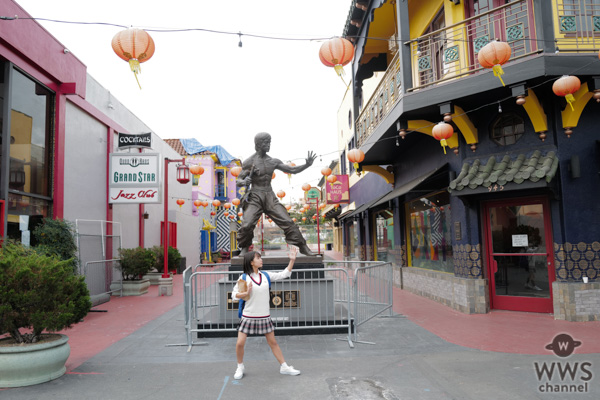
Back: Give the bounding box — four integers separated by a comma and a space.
238, 363, 244, 368
281, 362, 288, 368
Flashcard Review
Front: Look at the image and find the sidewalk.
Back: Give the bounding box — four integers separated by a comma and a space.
3, 253, 600, 399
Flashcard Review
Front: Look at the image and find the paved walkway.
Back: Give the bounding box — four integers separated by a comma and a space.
3, 251, 600, 399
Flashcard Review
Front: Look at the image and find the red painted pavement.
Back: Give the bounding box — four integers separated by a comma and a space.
59, 274, 184, 371
393, 288, 600, 355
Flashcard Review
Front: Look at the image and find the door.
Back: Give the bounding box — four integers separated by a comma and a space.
483, 197, 555, 313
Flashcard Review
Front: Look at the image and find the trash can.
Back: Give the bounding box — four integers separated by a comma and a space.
178, 257, 187, 274
326, 243, 333, 251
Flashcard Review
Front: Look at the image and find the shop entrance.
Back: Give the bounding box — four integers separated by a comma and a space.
483, 197, 555, 313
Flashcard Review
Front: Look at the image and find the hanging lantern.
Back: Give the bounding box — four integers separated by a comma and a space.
302, 217, 307, 222
268, 218, 273, 223
230, 215, 235, 220
285, 204, 292, 211
230, 166, 242, 177
189, 165, 204, 176
321, 167, 332, 177
238, 211, 243, 217
176, 164, 190, 184
334, 204, 340, 209
176, 199, 185, 208
312, 215, 317, 220
319, 37, 355, 77
347, 148, 365, 170
277, 190, 286, 200
327, 175, 337, 186
210, 211, 216, 216
552, 75, 581, 112
232, 198, 241, 207
212, 199, 221, 208
202, 201, 209, 208
111, 28, 155, 89
193, 200, 202, 209
272, 172, 276, 179
224, 211, 229, 217
286, 162, 296, 183
302, 183, 311, 192
224, 203, 231, 210
432, 122, 454, 154
477, 40, 511, 86
292, 217, 297, 222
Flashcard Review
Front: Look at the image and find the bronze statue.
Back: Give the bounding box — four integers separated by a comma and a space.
236, 132, 317, 256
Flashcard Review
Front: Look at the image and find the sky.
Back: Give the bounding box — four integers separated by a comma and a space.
14, 0, 353, 203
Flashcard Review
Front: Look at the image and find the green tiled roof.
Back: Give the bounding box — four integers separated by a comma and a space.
448, 150, 559, 193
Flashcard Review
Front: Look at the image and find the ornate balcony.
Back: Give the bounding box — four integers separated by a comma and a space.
554, 0, 600, 52
356, 53, 402, 148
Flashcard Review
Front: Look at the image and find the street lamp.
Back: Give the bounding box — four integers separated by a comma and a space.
163, 157, 189, 279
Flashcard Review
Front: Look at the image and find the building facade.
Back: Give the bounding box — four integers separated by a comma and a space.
337, 0, 600, 321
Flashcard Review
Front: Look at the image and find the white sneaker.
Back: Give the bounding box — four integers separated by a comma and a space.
280, 364, 300, 376
234, 364, 244, 380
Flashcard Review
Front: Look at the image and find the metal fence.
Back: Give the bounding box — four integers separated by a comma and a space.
83, 259, 122, 306
182, 260, 393, 351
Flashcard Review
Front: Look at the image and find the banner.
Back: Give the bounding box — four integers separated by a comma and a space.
109, 153, 160, 204
326, 174, 349, 203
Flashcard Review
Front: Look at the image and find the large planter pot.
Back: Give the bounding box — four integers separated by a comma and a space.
110, 278, 150, 296
0, 334, 70, 388
143, 272, 163, 285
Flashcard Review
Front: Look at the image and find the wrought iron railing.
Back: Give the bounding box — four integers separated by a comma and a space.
406, 0, 538, 91
554, 0, 600, 52
356, 53, 402, 148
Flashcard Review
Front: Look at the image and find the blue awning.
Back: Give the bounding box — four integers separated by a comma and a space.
180, 138, 238, 166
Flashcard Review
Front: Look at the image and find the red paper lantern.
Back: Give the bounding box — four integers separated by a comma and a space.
268, 218, 273, 223
272, 172, 276, 179
286, 162, 296, 183
277, 190, 286, 199
319, 37, 355, 77
347, 148, 365, 170
302, 217, 307, 222
223, 203, 231, 210
212, 200, 221, 208
477, 40, 511, 86
202, 201, 209, 208
292, 217, 297, 222
552, 75, 581, 112
224, 211, 229, 217
321, 167, 332, 177
230, 166, 242, 177
193, 200, 202, 209
176, 199, 185, 208
210, 211, 216, 216
327, 175, 337, 185
189, 165, 204, 176
111, 28, 155, 89
232, 198, 241, 206
238, 211, 243, 217
312, 215, 317, 220
432, 122, 454, 154
302, 183, 311, 192
285, 204, 292, 211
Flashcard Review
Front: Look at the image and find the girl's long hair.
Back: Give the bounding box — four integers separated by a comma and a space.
242, 251, 260, 275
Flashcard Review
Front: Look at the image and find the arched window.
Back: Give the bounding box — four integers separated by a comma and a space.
491, 113, 524, 146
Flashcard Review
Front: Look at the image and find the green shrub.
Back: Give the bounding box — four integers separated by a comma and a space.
33, 218, 78, 272
151, 246, 181, 272
118, 247, 155, 280
0, 241, 91, 344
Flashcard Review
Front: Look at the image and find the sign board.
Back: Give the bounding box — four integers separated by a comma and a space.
512, 234, 529, 247
304, 187, 321, 204
326, 174, 349, 203
117, 132, 152, 149
109, 153, 160, 204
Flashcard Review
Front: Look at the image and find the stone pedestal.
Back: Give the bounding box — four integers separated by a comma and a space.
158, 276, 173, 296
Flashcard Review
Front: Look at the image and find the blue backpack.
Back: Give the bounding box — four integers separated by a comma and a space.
238, 272, 271, 319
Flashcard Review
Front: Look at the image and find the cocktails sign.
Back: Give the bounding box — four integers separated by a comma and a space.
109, 153, 160, 204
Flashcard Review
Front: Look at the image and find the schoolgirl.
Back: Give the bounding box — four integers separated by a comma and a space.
231, 247, 301, 379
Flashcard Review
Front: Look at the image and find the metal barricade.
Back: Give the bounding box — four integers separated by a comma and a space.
183, 266, 353, 352
83, 259, 121, 307
325, 260, 394, 345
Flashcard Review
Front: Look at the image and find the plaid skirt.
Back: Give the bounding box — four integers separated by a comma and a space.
238, 317, 274, 335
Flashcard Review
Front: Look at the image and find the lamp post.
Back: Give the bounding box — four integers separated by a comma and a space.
163, 157, 190, 279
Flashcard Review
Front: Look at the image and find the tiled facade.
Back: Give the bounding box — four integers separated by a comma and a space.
552, 281, 600, 321
554, 241, 600, 281
453, 244, 483, 278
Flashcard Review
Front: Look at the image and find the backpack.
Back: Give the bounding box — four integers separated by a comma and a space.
238, 272, 271, 319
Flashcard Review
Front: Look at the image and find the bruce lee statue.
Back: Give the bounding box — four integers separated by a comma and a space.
236, 132, 317, 256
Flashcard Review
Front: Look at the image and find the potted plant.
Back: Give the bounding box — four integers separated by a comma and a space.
110, 247, 154, 296
146, 246, 181, 283
0, 241, 92, 387
33, 218, 79, 273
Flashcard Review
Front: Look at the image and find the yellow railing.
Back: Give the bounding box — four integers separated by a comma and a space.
356, 53, 402, 148
406, 0, 538, 90
553, 0, 600, 52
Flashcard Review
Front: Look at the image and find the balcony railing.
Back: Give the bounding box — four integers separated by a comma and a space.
406, 0, 538, 91
356, 53, 402, 148
554, 0, 600, 52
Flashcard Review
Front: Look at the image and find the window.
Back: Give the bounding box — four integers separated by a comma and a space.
340, 150, 347, 175
418, 8, 446, 86
491, 113, 524, 146
375, 209, 394, 262
406, 191, 453, 272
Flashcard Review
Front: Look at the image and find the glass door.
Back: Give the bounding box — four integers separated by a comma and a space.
483, 197, 555, 313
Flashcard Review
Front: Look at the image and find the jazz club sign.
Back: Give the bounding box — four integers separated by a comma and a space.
326, 175, 349, 203
109, 153, 160, 204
